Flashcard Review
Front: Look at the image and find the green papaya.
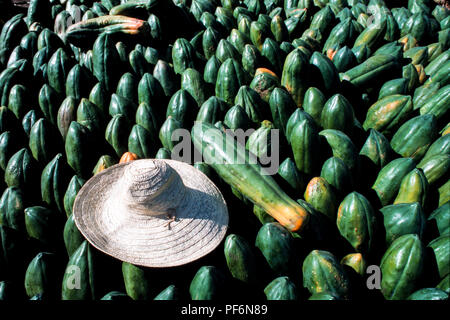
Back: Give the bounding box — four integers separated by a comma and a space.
128, 124, 155, 159
224, 234, 257, 284
101, 291, 131, 300
137, 73, 165, 110
63, 213, 85, 257
264, 276, 298, 300
154, 285, 179, 300
419, 85, 450, 121
320, 94, 355, 136
0, 187, 26, 232
61, 241, 97, 300
393, 168, 428, 206
89, 82, 109, 114
38, 84, 61, 126
419, 133, 450, 165
216, 58, 248, 105
47, 48, 75, 95
362, 95, 413, 137
381, 202, 426, 245
241, 44, 262, 77
24, 206, 63, 247
153, 59, 179, 98
189, 266, 226, 300
321, 157, 353, 195
22, 110, 40, 138
159, 116, 182, 151
63, 175, 85, 218
246, 120, 274, 159
7, 84, 30, 120
29, 118, 62, 164
278, 157, 307, 195
428, 203, 450, 237
302, 250, 350, 299
4, 148, 40, 193
216, 38, 240, 64
291, 119, 320, 175
105, 114, 131, 158
172, 38, 199, 74
249, 68, 280, 103
302, 87, 326, 128
109, 94, 138, 125
255, 222, 295, 276
436, 274, 450, 294
223, 105, 252, 131
93, 33, 122, 92
390, 114, 437, 162
65, 121, 95, 179
319, 129, 359, 172
268, 87, 297, 138
57, 97, 78, 142
116, 72, 138, 104
122, 262, 151, 300
341, 54, 400, 89
0, 131, 21, 172
378, 78, 409, 99
281, 48, 309, 107
308, 292, 341, 300
166, 89, 198, 128
427, 235, 450, 279
203, 55, 221, 85
235, 85, 267, 125
196, 96, 227, 125
337, 192, 376, 253
341, 253, 367, 276
359, 129, 395, 168
24, 252, 60, 299
380, 234, 425, 300
372, 157, 416, 206
285, 108, 317, 144
407, 288, 449, 300
41, 153, 71, 213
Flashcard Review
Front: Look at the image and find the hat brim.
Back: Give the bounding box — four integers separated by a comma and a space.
73, 159, 229, 268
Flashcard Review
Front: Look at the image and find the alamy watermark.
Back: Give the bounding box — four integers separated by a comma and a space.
365, 4, 393, 29
169, 123, 281, 175
54, 5, 83, 36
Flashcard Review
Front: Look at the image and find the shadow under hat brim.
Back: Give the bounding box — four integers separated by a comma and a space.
73, 159, 229, 268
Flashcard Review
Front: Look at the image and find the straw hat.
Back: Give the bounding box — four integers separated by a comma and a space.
73, 159, 229, 268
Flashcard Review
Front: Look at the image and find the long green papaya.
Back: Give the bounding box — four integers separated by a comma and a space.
341, 54, 400, 89
191, 122, 309, 232
65, 16, 150, 48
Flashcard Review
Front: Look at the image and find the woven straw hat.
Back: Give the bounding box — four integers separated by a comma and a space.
73, 159, 229, 268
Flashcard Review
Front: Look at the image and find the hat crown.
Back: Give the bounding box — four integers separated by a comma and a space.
122, 160, 186, 215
